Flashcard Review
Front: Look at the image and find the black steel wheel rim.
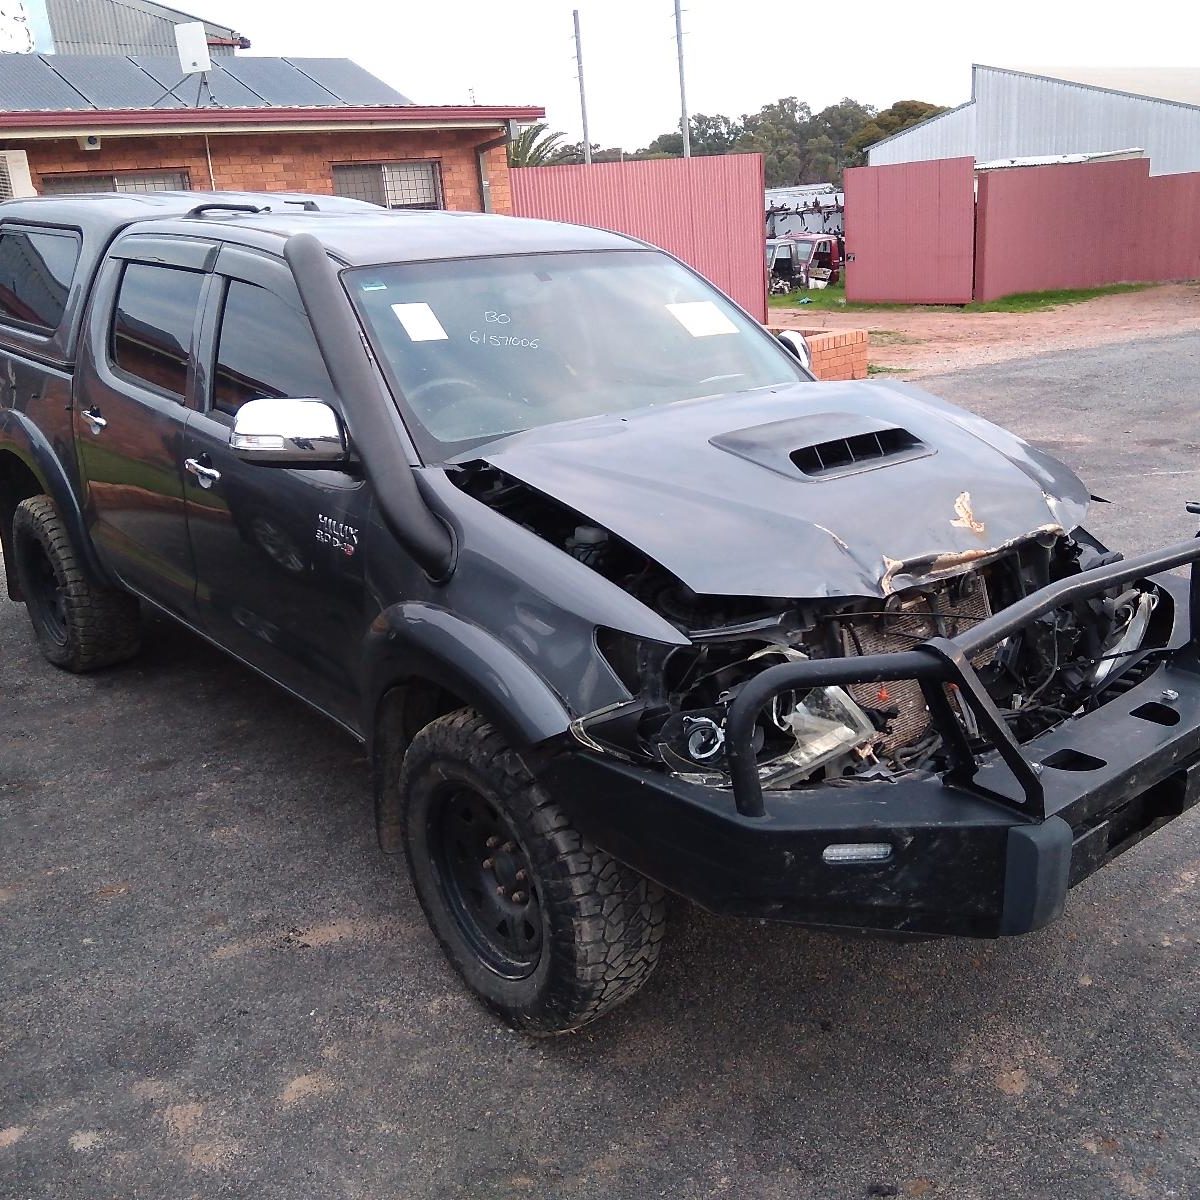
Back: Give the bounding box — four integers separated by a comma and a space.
22, 537, 68, 647
429, 783, 543, 979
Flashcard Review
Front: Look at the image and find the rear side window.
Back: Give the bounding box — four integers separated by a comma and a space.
111, 262, 204, 400
0, 228, 79, 333
211, 280, 333, 417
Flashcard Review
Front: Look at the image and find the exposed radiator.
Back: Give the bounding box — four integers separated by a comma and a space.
843, 574, 994, 754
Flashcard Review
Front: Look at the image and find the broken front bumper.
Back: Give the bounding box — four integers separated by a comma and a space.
546, 538, 1200, 938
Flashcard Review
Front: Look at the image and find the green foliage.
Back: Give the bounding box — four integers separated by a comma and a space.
508, 123, 570, 167
847, 100, 948, 159
525, 96, 946, 184
767, 280, 1154, 313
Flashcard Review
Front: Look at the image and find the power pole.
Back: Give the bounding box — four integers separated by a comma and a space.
674, 0, 690, 157
573, 9, 592, 165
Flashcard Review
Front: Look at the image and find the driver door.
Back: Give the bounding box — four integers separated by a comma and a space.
181, 246, 372, 728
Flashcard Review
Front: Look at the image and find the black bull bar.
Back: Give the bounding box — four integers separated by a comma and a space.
725, 536, 1200, 819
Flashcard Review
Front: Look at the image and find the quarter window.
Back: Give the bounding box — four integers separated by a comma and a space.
0, 228, 79, 332
332, 162, 442, 210
212, 280, 333, 417
111, 262, 204, 399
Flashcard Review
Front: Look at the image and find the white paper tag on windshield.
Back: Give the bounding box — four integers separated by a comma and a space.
666, 300, 738, 338
391, 302, 449, 342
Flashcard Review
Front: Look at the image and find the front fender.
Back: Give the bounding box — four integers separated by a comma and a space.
0, 409, 110, 596
363, 602, 572, 751
364, 603, 574, 853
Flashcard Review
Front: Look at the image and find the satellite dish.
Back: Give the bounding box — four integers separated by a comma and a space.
0, 3, 35, 54
174, 21, 211, 76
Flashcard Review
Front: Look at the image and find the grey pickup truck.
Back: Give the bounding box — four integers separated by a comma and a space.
3, 190, 1200, 1033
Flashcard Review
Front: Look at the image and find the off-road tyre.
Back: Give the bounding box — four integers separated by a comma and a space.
11, 495, 140, 672
400, 710, 667, 1034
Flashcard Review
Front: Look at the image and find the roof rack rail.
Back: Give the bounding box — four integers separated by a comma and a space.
185, 202, 265, 219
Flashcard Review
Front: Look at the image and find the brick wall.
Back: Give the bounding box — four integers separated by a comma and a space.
791, 328, 869, 381
11, 128, 513, 213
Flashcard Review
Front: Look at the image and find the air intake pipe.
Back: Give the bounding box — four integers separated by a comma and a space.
284, 232, 454, 579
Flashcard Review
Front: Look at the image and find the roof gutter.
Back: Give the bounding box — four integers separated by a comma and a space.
0, 105, 545, 141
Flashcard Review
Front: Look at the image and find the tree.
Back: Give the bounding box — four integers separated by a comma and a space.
848, 100, 947, 160
734, 97, 812, 186
802, 99, 876, 181
508, 123, 569, 167
640, 112, 744, 159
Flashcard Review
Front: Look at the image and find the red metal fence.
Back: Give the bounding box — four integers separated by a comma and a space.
510, 154, 767, 321
844, 156, 1200, 303
974, 158, 1200, 300
842, 158, 977, 304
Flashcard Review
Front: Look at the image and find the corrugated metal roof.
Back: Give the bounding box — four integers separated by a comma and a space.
130, 54, 266, 107
217, 57, 343, 106
45, 53, 186, 108
0, 53, 411, 111
44, 0, 244, 56
287, 59, 414, 107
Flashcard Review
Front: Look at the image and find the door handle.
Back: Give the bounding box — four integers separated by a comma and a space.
81, 407, 107, 435
184, 457, 221, 489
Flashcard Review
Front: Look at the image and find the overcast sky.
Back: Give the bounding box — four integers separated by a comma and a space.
227, 0, 1198, 148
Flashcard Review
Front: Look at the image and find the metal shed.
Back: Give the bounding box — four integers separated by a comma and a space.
37, 0, 248, 56
868, 65, 1200, 176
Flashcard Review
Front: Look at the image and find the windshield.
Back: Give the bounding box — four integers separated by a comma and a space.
348, 250, 805, 458
790, 241, 815, 262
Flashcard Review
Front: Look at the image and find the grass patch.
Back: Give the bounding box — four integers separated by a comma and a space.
867, 363, 912, 375
769, 280, 1154, 313
867, 329, 922, 346
962, 283, 1150, 312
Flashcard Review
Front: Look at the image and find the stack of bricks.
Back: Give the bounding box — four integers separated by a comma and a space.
783, 328, 870, 381
19, 129, 513, 214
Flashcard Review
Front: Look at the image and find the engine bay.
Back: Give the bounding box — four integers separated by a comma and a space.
455, 463, 1170, 789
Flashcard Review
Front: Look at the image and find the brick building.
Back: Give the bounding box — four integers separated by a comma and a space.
0, 54, 541, 214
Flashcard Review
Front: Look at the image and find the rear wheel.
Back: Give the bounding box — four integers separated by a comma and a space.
400, 710, 667, 1034
11, 495, 140, 672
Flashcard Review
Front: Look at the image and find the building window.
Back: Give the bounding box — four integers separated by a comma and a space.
332, 162, 442, 209
40, 170, 191, 195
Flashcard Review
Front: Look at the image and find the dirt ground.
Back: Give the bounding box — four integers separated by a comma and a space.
775, 282, 1200, 376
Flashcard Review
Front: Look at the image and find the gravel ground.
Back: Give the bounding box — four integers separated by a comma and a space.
2, 334, 1199, 1199
775, 283, 1200, 376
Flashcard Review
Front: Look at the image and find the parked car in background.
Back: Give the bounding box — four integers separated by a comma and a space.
767, 233, 845, 292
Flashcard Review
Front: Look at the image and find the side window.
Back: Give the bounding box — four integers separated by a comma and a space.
211, 280, 333, 417
111, 262, 204, 400
0, 228, 80, 333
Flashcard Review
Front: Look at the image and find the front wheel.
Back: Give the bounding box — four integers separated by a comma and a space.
399, 710, 666, 1034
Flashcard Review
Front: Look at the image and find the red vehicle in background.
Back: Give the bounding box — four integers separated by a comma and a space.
766, 233, 845, 293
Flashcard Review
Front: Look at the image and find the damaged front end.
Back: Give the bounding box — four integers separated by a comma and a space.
577, 533, 1174, 801
443, 377, 1200, 936
453, 462, 1173, 804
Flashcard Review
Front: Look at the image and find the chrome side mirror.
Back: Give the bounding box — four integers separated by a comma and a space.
775, 329, 812, 372
230, 398, 348, 466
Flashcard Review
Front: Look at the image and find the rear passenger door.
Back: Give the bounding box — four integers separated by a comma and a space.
182, 246, 370, 727
74, 236, 215, 618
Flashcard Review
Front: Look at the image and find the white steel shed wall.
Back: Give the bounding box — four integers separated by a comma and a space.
868, 66, 1200, 176
867, 102, 976, 165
